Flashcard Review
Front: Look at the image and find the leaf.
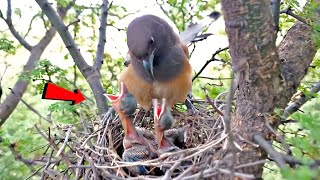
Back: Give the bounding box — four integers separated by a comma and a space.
14, 8, 21, 18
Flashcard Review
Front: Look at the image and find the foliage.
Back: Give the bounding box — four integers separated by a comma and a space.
0, 37, 15, 54
156, 0, 219, 31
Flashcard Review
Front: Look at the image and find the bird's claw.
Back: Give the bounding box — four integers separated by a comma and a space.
101, 107, 116, 125
185, 96, 199, 115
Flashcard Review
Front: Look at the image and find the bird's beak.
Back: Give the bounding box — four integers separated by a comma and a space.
103, 82, 126, 111
152, 98, 167, 125
143, 49, 155, 80
104, 93, 120, 111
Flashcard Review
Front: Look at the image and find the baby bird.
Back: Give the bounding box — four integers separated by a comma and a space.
152, 99, 179, 154
135, 125, 190, 150
153, 99, 192, 171
104, 82, 157, 175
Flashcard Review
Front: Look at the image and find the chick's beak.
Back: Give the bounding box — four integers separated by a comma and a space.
103, 82, 126, 112
142, 49, 155, 80
104, 94, 120, 111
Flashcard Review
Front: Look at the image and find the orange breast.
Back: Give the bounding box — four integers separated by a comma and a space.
118, 43, 192, 110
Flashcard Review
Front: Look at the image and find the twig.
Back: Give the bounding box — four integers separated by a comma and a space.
55, 126, 72, 157
34, 125, 75, 174
2, 0, 32, 51
280, 7, 309, 25
235, 160, 268, 169
204, 90, 224, 116
9, 88, 52, 123
254, 134, 302, 169
218, 168, 255, 179
9, 143, 37, 172
192, 47, 229, 82
263, 113, 291, 155
222, 74, 237, 179
40, 150, 54, 180
174, 165, 194, 180
24, 166, 45, 180
84, 152, 98, 180
197, 76, 233, 81
24, 13, 40, 38
66, 19, 80, 28
282, 81, 320, 119
93, 0, 109, 70
162, 154, 185, 179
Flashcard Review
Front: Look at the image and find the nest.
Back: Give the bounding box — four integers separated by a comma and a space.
40, 95, 232, 180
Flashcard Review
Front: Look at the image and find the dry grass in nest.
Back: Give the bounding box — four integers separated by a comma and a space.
39, 97, 237, 180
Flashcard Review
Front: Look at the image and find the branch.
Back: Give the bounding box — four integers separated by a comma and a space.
280, 7, 309, 26
282, 81, 320, 119
35, 0, 109, 115
8, 88, 52, 123
3, 0, 32, 51
192, 47, 229, 82
9, 143, 37, 173
34, 125, 75, 173
253, 134, 302, 169
278, 21, 317, 109
0, 3, 72, 127
35, 0, 90, 72
93, 0, 109, 69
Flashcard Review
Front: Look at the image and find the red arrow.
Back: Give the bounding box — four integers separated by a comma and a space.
42, 82, 85, 105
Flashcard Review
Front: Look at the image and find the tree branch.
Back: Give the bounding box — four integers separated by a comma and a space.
3, 0, 32, 51
278, 21, 317, 109
35, 0, 90, 71
280, 7, 309, 25
282, 81, 320, 119
192, 47, 229, 82
0, 3, 71, 127
93, 0, 109, 70
254, 134, 303, 169
35, 0, 109, 115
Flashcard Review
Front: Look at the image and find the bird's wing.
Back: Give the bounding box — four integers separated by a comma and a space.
179, 11, 221, 45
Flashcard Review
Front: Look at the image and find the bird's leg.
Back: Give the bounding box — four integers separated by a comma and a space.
101, 107, 116, 125
185, 92, 199, 114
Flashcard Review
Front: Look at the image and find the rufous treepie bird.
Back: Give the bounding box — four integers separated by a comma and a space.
104, 82, 157, 175
119, 14, 193, 111
120, 12, 221, 111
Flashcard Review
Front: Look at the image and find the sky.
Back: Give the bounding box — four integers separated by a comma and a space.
0, 0, 228, 86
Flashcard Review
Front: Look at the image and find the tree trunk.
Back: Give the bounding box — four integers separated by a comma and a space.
221, 0, 317, 177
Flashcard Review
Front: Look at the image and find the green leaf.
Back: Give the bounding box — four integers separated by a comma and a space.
14, 8, 21, 17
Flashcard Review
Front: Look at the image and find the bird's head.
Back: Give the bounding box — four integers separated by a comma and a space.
127, 15, 178, 81
103, 82, 137, 116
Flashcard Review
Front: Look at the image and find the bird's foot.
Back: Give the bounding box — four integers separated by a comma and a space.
101, 107, 116, 125
185, 96, 199, 115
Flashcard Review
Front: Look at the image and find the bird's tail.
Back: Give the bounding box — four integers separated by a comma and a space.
179, 11, 221, 44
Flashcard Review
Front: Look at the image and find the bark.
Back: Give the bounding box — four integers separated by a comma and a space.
222, 0, 317, 177
278, 22, 316, 108
0, 3, 71, 127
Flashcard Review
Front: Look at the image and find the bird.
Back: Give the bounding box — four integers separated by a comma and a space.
152, 99, 192, 171
104, 82, 157, 175
135, 125, 190, 150
119, 14, 192, 111
152, 98, 180, 154
120, 12, 221, 111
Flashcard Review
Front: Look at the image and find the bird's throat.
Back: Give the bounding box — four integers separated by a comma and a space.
119, 113, 139, 139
